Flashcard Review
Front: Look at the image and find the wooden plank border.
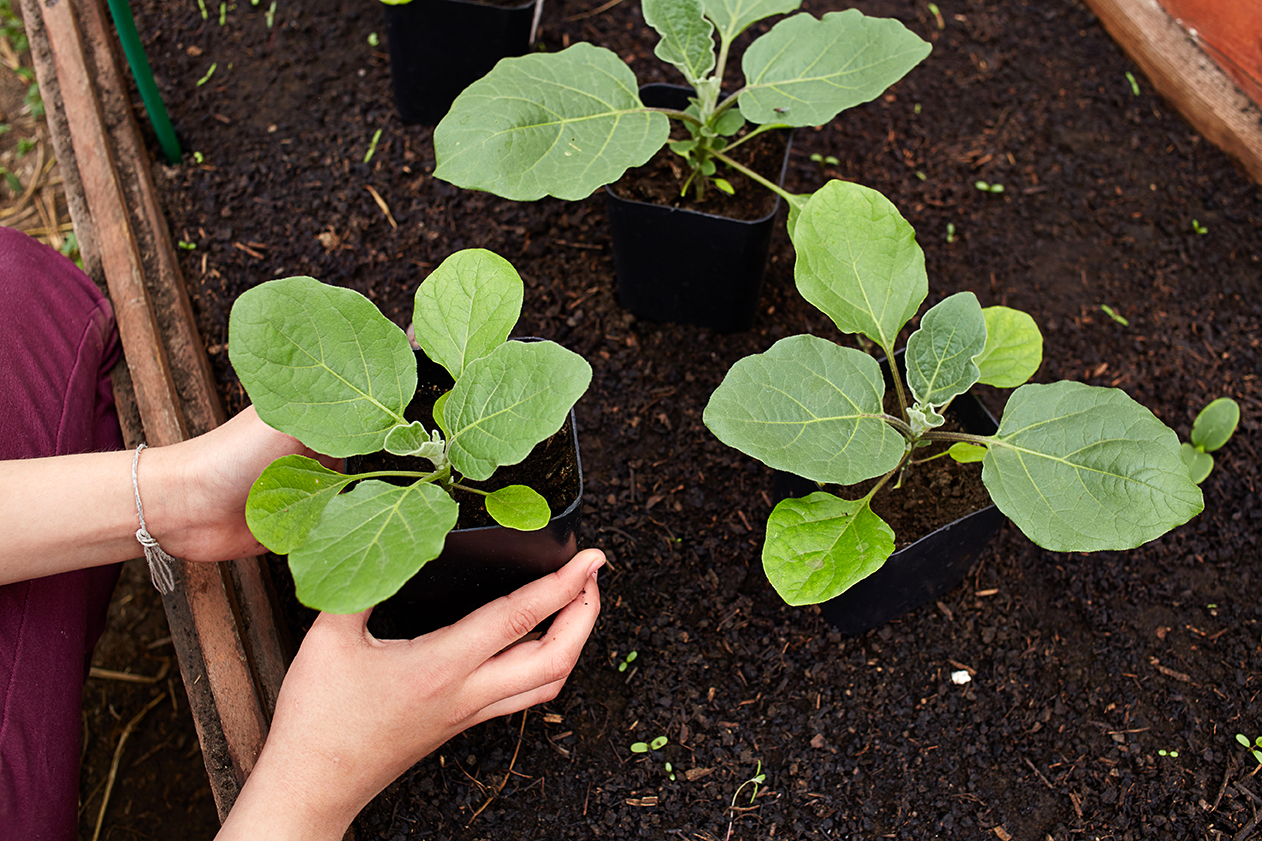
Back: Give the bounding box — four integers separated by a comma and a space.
21, 0, 290, 819
1083, 0, 1262, 185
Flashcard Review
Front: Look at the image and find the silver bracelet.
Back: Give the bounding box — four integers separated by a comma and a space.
132, 443, 178, 593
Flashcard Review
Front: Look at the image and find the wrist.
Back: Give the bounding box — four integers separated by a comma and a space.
217, 746, 362, 840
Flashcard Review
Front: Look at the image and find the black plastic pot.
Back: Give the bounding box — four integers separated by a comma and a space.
382, 0, 540, 126
775, 357, 1004, 635
353, 346, 583, 639
604, 84, 792, 333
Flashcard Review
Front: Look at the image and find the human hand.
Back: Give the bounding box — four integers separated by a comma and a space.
142, 406, 338, 562
216, 548, 604, 840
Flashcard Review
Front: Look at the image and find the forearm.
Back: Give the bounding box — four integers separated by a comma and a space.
0, 449, 161, 583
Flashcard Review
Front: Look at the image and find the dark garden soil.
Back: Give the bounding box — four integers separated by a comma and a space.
79, 0, 1262, 837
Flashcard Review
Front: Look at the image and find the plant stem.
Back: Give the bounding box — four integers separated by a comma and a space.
883, 342, 911, 423
649, 107, 701, 127
451, 482, 489, 497
922, 430, 995, 446
881, 413, 915, 440
354, 467, 448, 483
712, 150, 794, 202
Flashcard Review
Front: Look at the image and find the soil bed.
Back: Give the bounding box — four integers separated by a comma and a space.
86, 0, 1262, 837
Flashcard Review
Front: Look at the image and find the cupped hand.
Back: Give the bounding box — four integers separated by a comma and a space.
216, 548, 604, 840
143, 406, 338, 562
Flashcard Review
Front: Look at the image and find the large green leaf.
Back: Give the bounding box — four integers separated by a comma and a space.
289, 479, 459, 614
975, 306, 1042, 388
792, 180, 927, 353
433, 44, 670, 201
228, 276, 415, 457
413, 249, 523, 380
700, 0, 799, 42
643, 0, 715, 88
245, 455, 355, 554
762, 492, 894, 605
702, 334, 906, 485
906, 292, 985, 410
445, 341, 592, 481
739, 10, 931, 127
983, 382, 1204, 552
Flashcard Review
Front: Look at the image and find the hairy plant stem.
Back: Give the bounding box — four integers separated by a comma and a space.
451, 482, 489, 497
883, 343, 911, 423
355, 467, 448, 483
923, 430, 995, 446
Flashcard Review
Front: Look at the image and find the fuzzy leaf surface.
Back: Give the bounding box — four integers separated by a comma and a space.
289, 479, 458, 614
413, 249, 523, 380
983, 382, 1204, 552
792, 180, 927, 352
245, 455, 354, 554
700, 0, 799, 42
739, 11, 931, 127
976, 306, 1042, 388
906, 292, 985, 410
229, 276, 415, 457
762, 492, 895, 605
643, 0, 715, 88
445, 341, 592, 481
485, 485, 552, 531
433, 44, 669, 201
703, 334, 905, 485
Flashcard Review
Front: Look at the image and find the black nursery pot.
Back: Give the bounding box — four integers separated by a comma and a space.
352, 346, 583, 640
604, 84, 792, 334
775, 358, 1005, 635
382, 0, 539, 125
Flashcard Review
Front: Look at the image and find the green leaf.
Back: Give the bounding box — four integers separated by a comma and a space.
700, 0, 799, 42
485, 485, 552, 531
947, 442, 987, 463
703, 335, 906, 485
228, 276, 415, 457
383, 422, 445, 463
433, 44, 670, 201
1181, 442, 1213, 484
650, 736, 669, 750
713, 107, 745, 136
445, 341, 592, 481
245, 455, 354, 554
762, 492, 895, 605
413, 249, 523, 380
433, 390, 452, 438
906, 292, 985, 410
791, 180, 927, 353
739, 10, 931, 127
289, 479, 459, 614
1190, 397, 1239, 452
643, 0, 715, 88
630, 742, 650, 753
983, 382, 1204, 552
976, 306, 1042, 388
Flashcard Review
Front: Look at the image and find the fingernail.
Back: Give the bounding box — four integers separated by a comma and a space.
587, 556, 605, 580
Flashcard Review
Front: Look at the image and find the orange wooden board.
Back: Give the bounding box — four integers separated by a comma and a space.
1159, 0, 1262, 108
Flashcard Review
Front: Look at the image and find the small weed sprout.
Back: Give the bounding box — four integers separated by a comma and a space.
927, 3, 944, 30
731, 760, 766, 807
630, 735, 672, 778
177, 240, 197, 250
616, 651, 638, 672
266, 1, 277, 28
1125, 71, 1140, 96
1191, 219, 1208, 235
368, 32, 380, 47
809, 152, 840, 168
196, 63, 218, 88
193, 151, 205, 164
945, 222, 956, 243
198, 0, 208, 20
974, 180, 1004, 193
364, 128, 383, 164
1236, 733, 1262, 771
1182, 397, 1241, 483
1100, 304, 1128, 326
1157, 748, 1179, 758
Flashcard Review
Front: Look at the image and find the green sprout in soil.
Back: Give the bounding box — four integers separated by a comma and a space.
731, 760, 766, 807
1157, 749, 1179, 758
196, 63, 217, 87
266, 1, 277, 28
914, 171, 926, 181
364, 128, 383, 164
927, 3, 944, 30
616, 651, 638, 672
178, 240, 197, 250
630, 735, 669, 753
219, 2, 226, 25
1191, 219, 1208, 235
809, 152, 839, 169
946, 222, 956, 243
1125, 71, 1140, 96
1100, 304, 1128, 326
193, 151, 205, 164
975, 180, 1004, 193
1181, 397, 1240, 484
198, 0, 208, 20
1236, 733, 1262, 770
0, 167, 20, 193
368, 32, 380, 47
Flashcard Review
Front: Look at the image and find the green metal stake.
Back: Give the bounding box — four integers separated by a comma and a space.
104, 0, 182, 164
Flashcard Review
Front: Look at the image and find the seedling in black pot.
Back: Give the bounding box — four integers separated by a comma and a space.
228, 248, 592, 614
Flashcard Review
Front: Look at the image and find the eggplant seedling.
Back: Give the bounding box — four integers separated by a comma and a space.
228, 248, 592, 614
435, 1, 930, 204
1181, 397, 1240, 483
704, 181, 1202, 608
1236, 733, 1262, 771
